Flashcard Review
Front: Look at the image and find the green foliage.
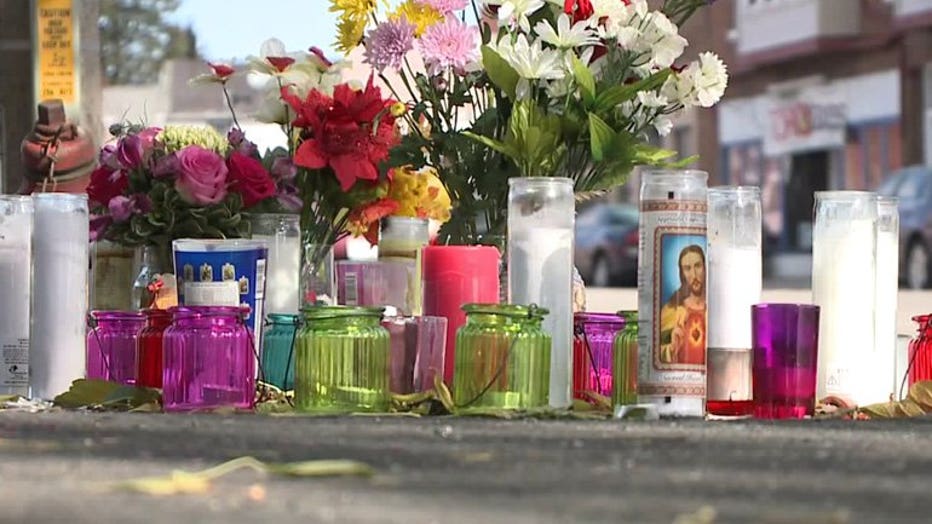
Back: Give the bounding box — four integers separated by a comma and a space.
98, 0, 192, 85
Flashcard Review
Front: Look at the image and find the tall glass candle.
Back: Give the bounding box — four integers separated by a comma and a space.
508, 177, 575, 409
706, 187, 761, 417
637, 170, 708, 417
30, 193, 88, 400
0, 196, 32, 396
812, 191, 878, 405
250, 214, 301, 314
379, 216, 429, 315
875, 197, 898, 400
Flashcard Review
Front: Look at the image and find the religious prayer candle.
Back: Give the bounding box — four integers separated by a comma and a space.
706, 187, 761, 417
0, 196, 33, 396
30, 193, 89, 400
812, 191, 878, 405
508, 177, 575, 409
637, 170, 708, 417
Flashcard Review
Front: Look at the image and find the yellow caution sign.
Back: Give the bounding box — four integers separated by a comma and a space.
36, 0, 76, 103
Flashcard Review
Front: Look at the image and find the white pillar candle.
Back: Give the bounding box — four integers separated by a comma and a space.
706, 187, 761, 417
875, 197, 899, 401
0, 196, 33, 396
508, 178, 575, 409
812, 191, 877, 405
250, 214, 301, 314
31, 193, 89, 400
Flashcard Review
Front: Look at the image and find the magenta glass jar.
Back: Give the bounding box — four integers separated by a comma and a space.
573, 312, 625, 401
86, 310, 145, 385
162, 306, 255, 412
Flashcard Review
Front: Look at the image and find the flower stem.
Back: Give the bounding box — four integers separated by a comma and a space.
222, 82, 241, 129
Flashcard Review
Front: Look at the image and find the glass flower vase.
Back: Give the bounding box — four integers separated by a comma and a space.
132, 242, 173, 310
301, 242, 335, 307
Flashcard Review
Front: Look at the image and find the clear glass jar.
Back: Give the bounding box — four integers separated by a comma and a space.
613, 311, 639, 407
637, 170, 708, 417
137, 308, 171, 388
262, 313, 300, 391
875, 196, 899, 402
573, 312, 624, 401
162, 306, 255, 412
706, 186, 761, 417
132, 243, 173, 310
250, 214, 301, 314
31, 193, 89, 400
301, 242, 336, 307
813, 191, 878, 405
0, 196, 33, 396
379, 216, 429, 315
453, 304, 551, 412
508, 177, 574, 409
86, 310, 145, 384
294, 306, 390, 413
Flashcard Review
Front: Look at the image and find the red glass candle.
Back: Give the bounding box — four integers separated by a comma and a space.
136, 309, 171, 388
422, 245, 500, 384
908, 315, 932, 386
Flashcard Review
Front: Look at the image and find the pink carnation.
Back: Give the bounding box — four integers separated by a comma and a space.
417, 18, 479, 75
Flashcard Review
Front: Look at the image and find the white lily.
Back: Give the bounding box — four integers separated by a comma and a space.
486, 0, 546, 33
534, 13, 598, 49
500, 34, 565, 81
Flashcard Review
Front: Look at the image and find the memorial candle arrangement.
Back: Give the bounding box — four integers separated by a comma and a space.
0, 196, 32, 396
706, 187, 761, 417
637, 170, 708, 417
812, 191, 878, 405
508, 177, 575, 409
30, 193, 89, 400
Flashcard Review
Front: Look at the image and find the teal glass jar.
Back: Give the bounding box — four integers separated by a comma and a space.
613, 311, 639, 407
294, 306, 390, 413
262, 314, 299, 391
453, 304, 551, 412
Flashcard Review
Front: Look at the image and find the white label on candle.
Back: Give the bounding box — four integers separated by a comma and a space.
0, 338, 29, 387
184, 281, 240, 306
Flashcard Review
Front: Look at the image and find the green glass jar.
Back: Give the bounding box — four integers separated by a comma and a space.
453, 304, 551, 412
262, 314, 299, 391
294, 306, 390, 413
613, 310, 639, 407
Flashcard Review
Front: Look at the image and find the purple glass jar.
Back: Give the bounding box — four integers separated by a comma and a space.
86, 311, 145, 384
573, 312, 625, 401
163, 306, 255, 412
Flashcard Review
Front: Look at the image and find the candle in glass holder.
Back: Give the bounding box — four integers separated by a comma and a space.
637, 170, 708, 417
0, 196, 33, 397
875, 196, 899, 401
706, 187, 761, 417
508, 177, 575, 409
250, 214, 301, 314
379, 216, 429, 316
812, 191, 877, 405
30, 193, 89, 400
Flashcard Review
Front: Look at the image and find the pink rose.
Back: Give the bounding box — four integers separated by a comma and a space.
174, 145, 228, 205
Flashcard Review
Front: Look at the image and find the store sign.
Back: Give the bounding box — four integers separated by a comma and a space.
34, 0, 76, 104
763, 87, 846, 156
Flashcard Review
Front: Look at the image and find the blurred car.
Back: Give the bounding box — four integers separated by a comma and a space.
575, 203, 639, 287
877, 165, 932, 289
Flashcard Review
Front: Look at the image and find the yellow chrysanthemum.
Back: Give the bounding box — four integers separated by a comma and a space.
388, 166, 451, 223
390, 0, 442, 37
335, 14, 368, 55
329, 0, 376, 20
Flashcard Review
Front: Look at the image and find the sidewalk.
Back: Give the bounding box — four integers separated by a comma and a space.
1, 411, 931, 523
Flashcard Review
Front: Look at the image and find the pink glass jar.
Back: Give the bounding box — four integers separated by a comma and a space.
908, 315, 932, 386
163, 306, 255, 412
86, 310, 145, 384
573, 312, 624, 401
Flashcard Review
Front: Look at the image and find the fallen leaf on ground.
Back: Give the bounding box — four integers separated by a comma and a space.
54, 379, 161, 411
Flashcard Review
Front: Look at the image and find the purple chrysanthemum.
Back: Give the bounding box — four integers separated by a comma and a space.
417, 17, 479, 75
417, 0, 470, 13
364, 18, 416, 72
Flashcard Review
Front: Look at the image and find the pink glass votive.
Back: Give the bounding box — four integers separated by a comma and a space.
162, 306, 255, 412
382, 316, 447, 395
337, 260, 411, 313
573, 312, 624, 401
751, 304, 820, 419
86, 311, 145, 385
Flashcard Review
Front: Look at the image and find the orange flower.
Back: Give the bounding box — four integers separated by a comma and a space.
347, 197, 400, 244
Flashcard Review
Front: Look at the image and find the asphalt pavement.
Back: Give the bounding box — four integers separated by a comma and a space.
1, 411, 932, 523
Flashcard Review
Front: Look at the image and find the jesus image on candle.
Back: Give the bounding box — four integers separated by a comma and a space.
659, 242, 707, 365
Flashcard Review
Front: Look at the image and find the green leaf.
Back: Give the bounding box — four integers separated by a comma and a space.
588, 113, 615, 162
481, 46, 519, 100
463, 131, 520, 160
593, 69, 671, 114
53, 379, 161, 410
264, 460, 374, 478
571, 54, 596, 106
